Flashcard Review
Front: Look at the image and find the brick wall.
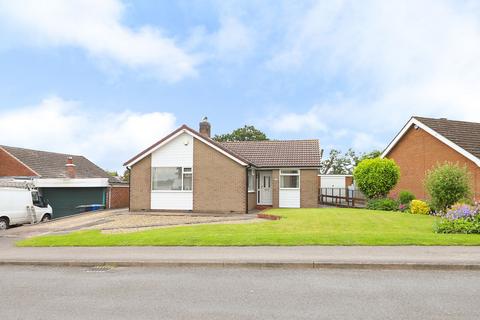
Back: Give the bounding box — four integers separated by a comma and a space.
107, 186, 129, 209
387, 126, 480, 201
129, 155, 151, 211
193, 138, 247, 213
0, 148, 38, 177
300, 169, 319, 207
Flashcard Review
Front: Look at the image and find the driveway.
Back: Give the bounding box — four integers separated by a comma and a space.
1, 208, 259, 238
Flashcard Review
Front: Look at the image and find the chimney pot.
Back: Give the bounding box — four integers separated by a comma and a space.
199, 116, 211, 138
65, 157, 76, 178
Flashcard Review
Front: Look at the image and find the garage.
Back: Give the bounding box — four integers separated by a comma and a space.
40, 187, 106, 218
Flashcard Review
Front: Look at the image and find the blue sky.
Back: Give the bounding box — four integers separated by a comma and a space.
0, 0, 479, 172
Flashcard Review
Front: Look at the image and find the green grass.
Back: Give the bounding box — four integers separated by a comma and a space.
16, 208, 480, 247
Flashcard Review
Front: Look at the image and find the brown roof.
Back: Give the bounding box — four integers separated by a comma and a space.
0, 145, 109, 179
414, 117, 480, 160
221, 140, 321, 168
124, 124, 321, 168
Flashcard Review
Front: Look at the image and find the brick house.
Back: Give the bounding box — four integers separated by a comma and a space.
0, 145, 128, 217
381, 116, 480, 201
124, 119, 321, 213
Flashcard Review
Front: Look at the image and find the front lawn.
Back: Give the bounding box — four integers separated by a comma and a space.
17, 208, 480, 246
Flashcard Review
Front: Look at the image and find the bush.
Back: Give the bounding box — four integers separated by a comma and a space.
398, 190, 415, 205
353, 158, 400, 199
410, 200, 430, 215
366, 198, 399, 211
435, 203, 480, 234
424, 162, 472, 213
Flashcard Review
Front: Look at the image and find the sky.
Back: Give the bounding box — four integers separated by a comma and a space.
0, 0, 479, 173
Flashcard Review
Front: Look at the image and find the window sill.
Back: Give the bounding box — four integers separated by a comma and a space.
151, 190, 193, 193
279, 188, 300, 190
248, 190, 255, 193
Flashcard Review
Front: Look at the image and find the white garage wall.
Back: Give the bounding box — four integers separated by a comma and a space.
320, 176, 345, 189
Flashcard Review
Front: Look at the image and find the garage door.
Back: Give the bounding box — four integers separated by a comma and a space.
40, 188, 106, 218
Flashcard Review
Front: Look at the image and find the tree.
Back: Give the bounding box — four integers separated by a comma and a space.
357, 150, 382, 164
105, 170, 119, 177
123, 169, 130, 182
353, 158, 400, 199
213, 125, 268, 142
320, 149, 356, 174
319, 148, 380, 174
424, 162, 472, 212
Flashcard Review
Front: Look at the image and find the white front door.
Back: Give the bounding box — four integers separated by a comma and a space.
257, 171, 272, 205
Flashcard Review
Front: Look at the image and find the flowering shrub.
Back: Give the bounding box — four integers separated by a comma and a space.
435, 203, 480, 234
444, 203, 479, 220
410, 200, 430, 215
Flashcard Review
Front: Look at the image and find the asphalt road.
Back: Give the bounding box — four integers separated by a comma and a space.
1, 266, 479, 320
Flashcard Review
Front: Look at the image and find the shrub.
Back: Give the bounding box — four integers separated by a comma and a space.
410, 200, 430, 215
366, 198, 399, 211
353, 158, 400, 199
435, 203, 480, 234
424, 162, 472, 213
398, 190, 415, 205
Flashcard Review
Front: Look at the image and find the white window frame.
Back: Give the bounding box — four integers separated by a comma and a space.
151, 166, 193, 192
279, 169, 300, 189
248, 169, 255, 193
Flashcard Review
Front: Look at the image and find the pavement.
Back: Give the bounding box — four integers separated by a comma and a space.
2, 235, 480, 269
2, 265, 480, 319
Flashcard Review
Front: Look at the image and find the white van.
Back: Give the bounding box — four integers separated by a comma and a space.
0, 187, 53, 230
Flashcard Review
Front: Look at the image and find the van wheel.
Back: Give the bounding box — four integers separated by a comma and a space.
0, 218, 9, 230
41, 214, 51, 223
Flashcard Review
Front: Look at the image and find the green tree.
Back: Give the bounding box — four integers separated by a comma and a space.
123, 169, 130, 182
105, 170, 119, 177
213, 125, 268, 142
357, 150, 382, 164
424, 162, 472, 212
353, 158, 400, 199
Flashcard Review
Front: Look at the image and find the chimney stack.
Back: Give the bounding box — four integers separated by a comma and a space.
199, 116, 211, 138
65, 157, 76, 178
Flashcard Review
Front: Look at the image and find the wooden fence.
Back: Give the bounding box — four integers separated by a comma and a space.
319, 188, 366, 208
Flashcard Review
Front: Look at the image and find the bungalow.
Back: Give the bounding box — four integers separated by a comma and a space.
124, 118, 321, 213
0, 145, 115, 217
381, 116, 480, 201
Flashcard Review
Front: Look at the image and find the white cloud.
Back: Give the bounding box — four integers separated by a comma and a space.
266, 106, 327, 133
261, 0, 480, 151
0, 0, 198, 81
0, 97, 177, 171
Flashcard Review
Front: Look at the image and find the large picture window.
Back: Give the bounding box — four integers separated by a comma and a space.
280, 169, 300, 189
152, 167, 192, 191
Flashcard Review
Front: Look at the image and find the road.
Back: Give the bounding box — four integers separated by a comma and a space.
1, 266, 480, 319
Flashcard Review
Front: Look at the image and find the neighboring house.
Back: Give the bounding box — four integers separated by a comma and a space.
0, 145, 118, 217
124, 119, 321, 213
382, 116, 480, 201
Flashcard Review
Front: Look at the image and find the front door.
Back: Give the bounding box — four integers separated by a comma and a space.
257, 171, 272, 205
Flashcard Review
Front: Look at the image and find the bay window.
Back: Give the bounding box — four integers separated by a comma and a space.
280, 169, 300, 189
152, 167, 192, 191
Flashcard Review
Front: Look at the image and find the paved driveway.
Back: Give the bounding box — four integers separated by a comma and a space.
1, 209, 259, 238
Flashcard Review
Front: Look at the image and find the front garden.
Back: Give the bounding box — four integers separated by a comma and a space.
16, 207, 480, 246
354, 158, 480, 234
